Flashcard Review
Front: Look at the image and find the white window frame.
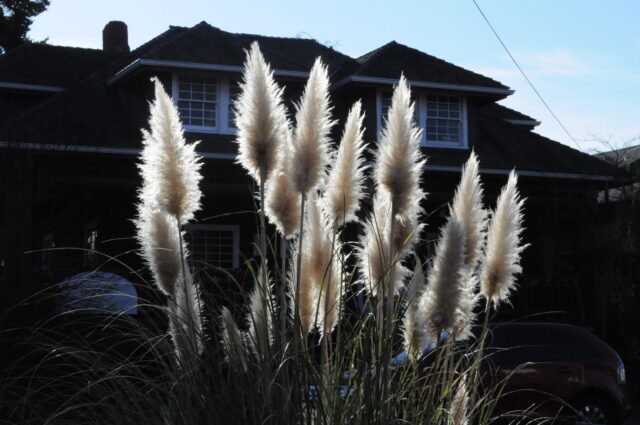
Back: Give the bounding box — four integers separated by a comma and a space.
185, 223, 240, 270
171, 73, 239, 135
376, 88, 468, 149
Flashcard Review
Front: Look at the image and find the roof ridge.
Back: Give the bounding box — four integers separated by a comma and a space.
356, 41, 397, 64
371, 41, 507, 89
131, 25, 190, 57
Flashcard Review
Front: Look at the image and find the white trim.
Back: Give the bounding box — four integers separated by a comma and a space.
0, 141, 616, 181
185, 223, 240, 269
506, 119, 541, 127
376, 89, 469, 149
424, 164, 616, 181
422, 95, 468, 148
108, 58, 309, 85
172, 72, 238, 135
0, 141, 236, 159
0, 82, 64, 93
333, 75, 514, 95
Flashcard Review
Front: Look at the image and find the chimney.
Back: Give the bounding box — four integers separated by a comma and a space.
103, 21, 129, 53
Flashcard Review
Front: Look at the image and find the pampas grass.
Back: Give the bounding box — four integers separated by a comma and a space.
246, 268, 274, 355
373, 75, 424, 222
171, 269, 203, 356
135, 77, 204, 359
450, 151, 487, 269
140, 78, 202, 223
480, 171, 527, 306
265, 129, 301, 238
289, 58, 334, 195
324, 101, 367, 227
420, 218, 466, 341
45, 47, 531, 425
221, 306, 248, 372
235, 42, 287, 184
136, 207, 181, 296
402, 262, 427, 357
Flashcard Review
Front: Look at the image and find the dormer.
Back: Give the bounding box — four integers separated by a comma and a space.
332, 41, 513, 150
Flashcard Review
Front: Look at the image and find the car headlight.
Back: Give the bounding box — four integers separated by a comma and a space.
617, 364, 626, 384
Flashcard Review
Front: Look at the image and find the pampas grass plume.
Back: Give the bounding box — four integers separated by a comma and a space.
324, 100, 367, 227
402, 263, 427, 357
140, 78, 202, 222
288, 243, 317, 335
373, 75, 424, 220
420, 218, 466, 340
136, 207, 181, 296
305, 194, 341, 334
480, 171, 527, 306
265, 129, 301, 238
171, 269, 203, 356
246, 267, 274, 354
289, 58, 334, 194
450, 151, 487, 269
358, 194, 411, 297
235, 42, 287, 183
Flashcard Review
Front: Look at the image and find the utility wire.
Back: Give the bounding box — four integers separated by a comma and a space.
471, 0, 584, 151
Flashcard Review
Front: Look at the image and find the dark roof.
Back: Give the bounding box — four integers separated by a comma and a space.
138, 22, 355, 74
424, 111, 616, 177
334, 41, 509, 90
0, 26, 190, 146
481, 103, 538, 123
0, 43, 123, 88
0, 22, 616, 180
595, 145, 640, 168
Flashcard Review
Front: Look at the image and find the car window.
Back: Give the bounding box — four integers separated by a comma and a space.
486, 325, 596, 364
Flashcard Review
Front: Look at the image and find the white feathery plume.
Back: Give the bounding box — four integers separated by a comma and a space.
135, 207, 181, 297
402, 263, 427, 357
419, 218, 466, 341
246, 267, 274, 355
170, 268, 203, 356
324, 100, 367, 227
235, 42, 287, 184
289, 58, 334, 195
265, 128, 301, 238
373, 75, 425, 221
358, 193, 412, 298
220, 306, 247, 371
305, 194, 341, 335
450, 375, 470, 425
480, 171, 527, 306
140, 78, 202, 222
288, 242, 317, 335
450, 151, 487, 269
454, 271, 479, 341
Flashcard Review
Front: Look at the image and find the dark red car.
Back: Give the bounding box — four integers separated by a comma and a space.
483, 322, 630, 424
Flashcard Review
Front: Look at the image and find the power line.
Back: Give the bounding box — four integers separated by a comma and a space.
471, 0, 584, 151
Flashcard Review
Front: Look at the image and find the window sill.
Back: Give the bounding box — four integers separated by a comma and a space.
183, 126, 238, 135
422, 141, 469, 150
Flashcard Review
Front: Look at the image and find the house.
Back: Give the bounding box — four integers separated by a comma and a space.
0, 21, 618, 326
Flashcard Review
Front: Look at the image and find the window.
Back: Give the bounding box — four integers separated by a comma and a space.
185, 224, 240, 271
172, 74, 239, 134
425, 96, 462, 144
377, 90, 468, 148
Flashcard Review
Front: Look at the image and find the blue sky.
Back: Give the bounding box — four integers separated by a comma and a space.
28, 0, 640, 153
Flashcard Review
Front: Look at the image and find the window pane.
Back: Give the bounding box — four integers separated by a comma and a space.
177, 75, 218, 128
425, 96, 462, 144
185, 227, 237, 271
228, 80, 241, 129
